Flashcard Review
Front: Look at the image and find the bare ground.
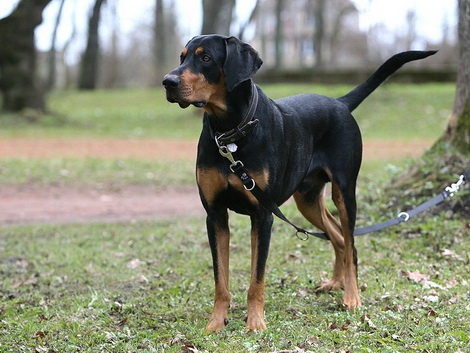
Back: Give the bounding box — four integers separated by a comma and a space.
0, 138, 432, 225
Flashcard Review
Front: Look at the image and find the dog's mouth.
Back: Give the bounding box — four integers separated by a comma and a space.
165, 92, 206, 109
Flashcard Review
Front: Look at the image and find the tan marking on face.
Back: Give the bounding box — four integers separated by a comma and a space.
178, 68, 227, 114
195, 46, 204, 55
181, 48, 188, 59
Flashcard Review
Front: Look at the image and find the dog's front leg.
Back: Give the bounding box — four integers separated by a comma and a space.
246, 209, 273, 332
205, 209, 231, 333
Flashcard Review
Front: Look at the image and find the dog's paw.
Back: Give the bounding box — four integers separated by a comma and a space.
205, 317, 229, 333
315, 279, 344, 293
245, 314, 266, 333
342, 291, 362, 310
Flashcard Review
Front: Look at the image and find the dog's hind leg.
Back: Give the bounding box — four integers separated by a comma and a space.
331, 179, 361, 309
293, 184, 346, 292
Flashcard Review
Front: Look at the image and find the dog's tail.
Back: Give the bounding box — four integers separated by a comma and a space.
337, 50, 438, 112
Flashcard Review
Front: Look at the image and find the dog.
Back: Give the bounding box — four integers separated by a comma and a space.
163, 34, 436, 332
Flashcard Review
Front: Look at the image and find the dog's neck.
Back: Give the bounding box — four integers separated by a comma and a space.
204, 80, 257, 135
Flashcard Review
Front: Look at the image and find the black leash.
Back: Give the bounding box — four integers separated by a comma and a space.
217, 132, 469, 240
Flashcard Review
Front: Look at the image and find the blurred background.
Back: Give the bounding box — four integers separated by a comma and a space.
0, 0, 458, 96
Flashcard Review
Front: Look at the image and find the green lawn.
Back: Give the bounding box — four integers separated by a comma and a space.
0, 83, 468, 352
0, 214, 468, 352
0, 83, 454, 141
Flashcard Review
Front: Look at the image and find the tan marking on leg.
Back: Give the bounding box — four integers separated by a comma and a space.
332, 183, 361, 309
206, 225, 231, 333
246, 224, 266, 332
293, 189, 345, 291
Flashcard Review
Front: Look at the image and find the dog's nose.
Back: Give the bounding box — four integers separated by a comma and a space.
162, 74, 180, 88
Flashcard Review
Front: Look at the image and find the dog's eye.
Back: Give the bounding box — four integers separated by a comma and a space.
202, 55, 211, 62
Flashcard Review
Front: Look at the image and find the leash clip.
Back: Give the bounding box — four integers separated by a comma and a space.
398, 212, 410, 222
216, 136, 244, 172
445, 174, 465, 197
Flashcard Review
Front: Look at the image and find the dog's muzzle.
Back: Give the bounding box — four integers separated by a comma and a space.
162, 74, 206, 108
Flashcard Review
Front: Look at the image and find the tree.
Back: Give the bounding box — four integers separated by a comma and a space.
0, 0, 52, 112
153, 0, 180, 84
238, 0, 261, 41
201, 0, 236, 35
441, 0, 470, 153
47, 0, 66, 91
391, 0, 469, 218
274, 0, 285, 69
312, 0, 326, 67
78, 0, 106, 90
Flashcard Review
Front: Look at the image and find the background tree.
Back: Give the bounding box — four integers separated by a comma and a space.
441, 0, 470, 153
153, 0, 179, 83
201, 0, 236, 35
274, 0, 285, 68
238, 0, 260, 41
312, 0, 326, 68
0, 0, 52, 112
391, 0, 469, 217
47, 0, 66, 91
78, 0, 106, 90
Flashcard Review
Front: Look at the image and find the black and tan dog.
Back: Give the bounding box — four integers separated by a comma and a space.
163, 34, 436, 332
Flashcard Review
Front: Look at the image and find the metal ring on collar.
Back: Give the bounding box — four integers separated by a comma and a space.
243, 179, 256, 191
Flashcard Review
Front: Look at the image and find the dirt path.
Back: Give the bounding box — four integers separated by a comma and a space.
0, 138, 433, 225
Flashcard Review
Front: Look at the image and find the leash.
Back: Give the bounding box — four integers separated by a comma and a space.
216, 135, 469, 240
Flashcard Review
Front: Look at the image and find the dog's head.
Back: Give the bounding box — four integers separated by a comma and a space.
162, 35, 262, 113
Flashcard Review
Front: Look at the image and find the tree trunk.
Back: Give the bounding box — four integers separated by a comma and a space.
389, 0, 469, 219
441, 0, 470, 153
313, 0, 326, 68
274, 0, 284, 69
47, 0, 66, 91
78, 0, 106, 90
154, 0, 166, 81
238, 0, 260, 41
201, 0, 235, 35
0, 0, 52, 112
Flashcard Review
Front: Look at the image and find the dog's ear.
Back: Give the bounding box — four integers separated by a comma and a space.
224, 36, 263, 92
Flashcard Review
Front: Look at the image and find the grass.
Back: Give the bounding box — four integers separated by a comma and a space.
0, 211, 468, 352
0, 83, 454, 141
0, 83, 468, 352
0, 158, 195, 188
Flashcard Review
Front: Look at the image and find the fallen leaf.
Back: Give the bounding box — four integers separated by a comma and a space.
181, 341, 199, 353
441, 249, 464, 261
404, 270, 430, 283
361, 314, 377, 329
33, 331, 46, 339
115, 317, 128, 329
423, 295, 439, 303
127, 258, 145, 269
327, 320, 350, 331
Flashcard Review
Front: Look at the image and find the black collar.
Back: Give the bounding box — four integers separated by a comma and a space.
209, 82, 259, 146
